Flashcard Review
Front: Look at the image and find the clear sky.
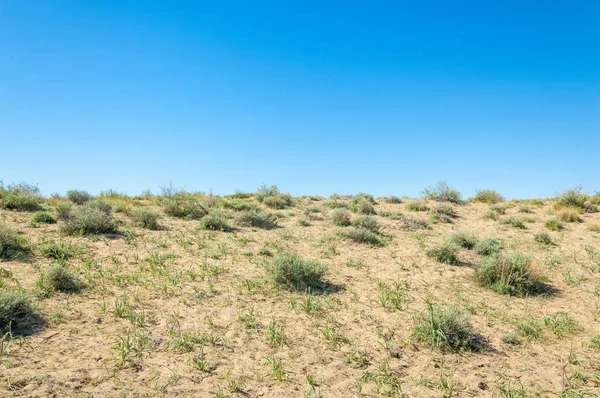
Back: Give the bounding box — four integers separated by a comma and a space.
1, 1, 598, 199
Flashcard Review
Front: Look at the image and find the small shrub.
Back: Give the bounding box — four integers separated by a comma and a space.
474, 237, 502, 256
545, 218, 563, 231
331, 209, 351, 226
383, 196, 402, 204
129, 208, 161, 230
475, 253, 544, 296
516, 317, 543, 340
406, 200, 429, 212
450, 231, 477, 249
413, 299, 476, 351
162, 194, 208, 219
430, 203, 456, 223
474, 189, 505, 204
423, 181, 462, 204
534, 232, 554, 246
425, 241, 459, 264
0, 183, 42, 212
38, 265, 83, 295
221, 198, 259, 212
518, 205, 533, 213
38, 241, 78, 261
555, 186, 587, 209
588, 223, 600, 232
60, 201, 118, 235
31, 211, 56, 225
198, 210, 232, 231
501, 217, 526, 229
349, 193, 376, 215
267, 252, 327, 291
297, 218, 310, 226
352, 215, 380, 233
263, 194, 293, 210
397, 215, 429, 230
557, 208, 581, 223
0, 223, 30, 260
342, 228, 386, 247
237, 209, 276, 229
489, 204, 507, 215
0, 289, 39, 333
66, 190, 92, 205
55, 202, 74, 220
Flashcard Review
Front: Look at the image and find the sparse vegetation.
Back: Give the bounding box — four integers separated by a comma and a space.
30, 211, 56, 225
237, 208, 276, 229
267, 251, 327, 291
351, 215, 380, 233
342, 227, 386, 247
406, 200, 429, 212
423, 181, 462, 204
450, 231, 477, 249
474, 189, 504, 204
129, 208, 161, 230
38, 265, 84, 295
474, 237, 502, 256
349, 193, 376, 214
545, 218, 564, 231
0, 183, 42, 212
534, 232, 554, 245
0, 223, 30, 260
331, 208, 351, 226
425, 241, 459, 264
198, 210, 233, 231
0, 289, 39, 333
67, 190, 92, 205
475, 252, 545, 296
60, 200, 119, 235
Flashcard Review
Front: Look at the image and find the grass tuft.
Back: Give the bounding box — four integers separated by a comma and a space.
267, 251, 327, 291
475, 252, 545, 296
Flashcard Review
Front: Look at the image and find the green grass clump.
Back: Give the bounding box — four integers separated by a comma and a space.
413, 298, 476, 351
557, 207, 581, 223
534, 232, 554, 245
267, 252, 327, 291
383, 195, 402, 204
129, 208, 161, 230
38, 265, 84, 295
198, 210, 233, 231
555, 186, 587, 210
430, 202, 456, 223
0, 183, 42, 212
31, 211, 56, 225
501, 217, 527, 229
406, 200, 429, 212
66, 190, 92, 205
545, 218, 563, 231
237, 209, 276, 229
0, 223, 30, 260
450, 231, 477, 249
38, 240, 79, 261
349, 193, 376, 215
351, 215, 380, 233
342, 227, 386, 247
256, 185, 293, 209
331, 209, 351, 226
162, 194, 208, 219
474, 189, 505, 204
0, 289, 40, 334
55, 202, 74, 220
543, 312, 582, 338
475, 253, 544, 296
60, 200, 118, 235
423, 181, 462, 204
425, 241, 459, 264
474, 237, 502, 256
221, 198, 260, 212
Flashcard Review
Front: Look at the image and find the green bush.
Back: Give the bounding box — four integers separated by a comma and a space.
545, 218, 564, 231
450, 231, 477, 249
430, 203, 456, 223
406, 200, 429, 212
423, 181, 462, 204
55, 202, 74, 220
129, 208, 161, 230
162, 194, 208, 219
352, 215, 380, 233
198, 210, 232, 231
331, 208, 351, 226
67, 190, 92, 205
474, 189, 505, 204
474, 237, 502, 256
267, 252, 327, 291
60, 200, 118, 235
425, 241, 459, 264
263, 194, 293, 209
555, 186, 587, 209
501, 217, 526, 229
342, 227, 386, 247
0, 289, 40, 333
38, 240, 79, 261
31, 211, 56, 225
38, 265, 83, 295
383, 196, 402, 204
534, 232, 554, 245
221, 198, 260, 212
349, 193, 376, 215
0, 223, 30, 260
0, 183, 42, 212
475, 253, 544, 296
413, 299, 476, 351
237, 209, 276, 229
557, 208, 581, 223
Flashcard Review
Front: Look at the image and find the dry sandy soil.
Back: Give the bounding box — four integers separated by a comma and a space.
1, 192, 600, 397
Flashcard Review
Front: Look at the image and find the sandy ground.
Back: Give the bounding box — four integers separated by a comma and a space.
1, 195, 599, 397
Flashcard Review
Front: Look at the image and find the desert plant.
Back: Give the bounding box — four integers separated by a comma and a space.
263, 193, 293, 210
557, 208, 581, 223
413, 298, 476, 351
474, 189, 505, 204
198, 210, 232, 231
0, 289, 40, 333
237, 209, 276, 229
331, 208, 351, 226
221, 198, 260, 212
60, 200, 118, 235
349, 193, 376, 215
534, 232, 554, 245
423, 181, 462, 204
383, 196, 402, 204
342, 227, 385, 247
450, 231, 477, 249
501, 217, 526, 229
267, 252, 327, 291
352, 215, 380, 233
425, 241, 459, 264
38, 265, 83, 295
555, 186, 587, 209
474, 237, 502, 256
0, 223, 30, 260
0, 183, 42, 212
162, 193, 208, 219
129, 208, 161, 230
475, 252, 544, 296
55, 202, 74, 220
38, 240, 78, 261
31, 211, 56, 225
545, 218, 563, 231
66, 190, 92, 205
406, 200, 429, 212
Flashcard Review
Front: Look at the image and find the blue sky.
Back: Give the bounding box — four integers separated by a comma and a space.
1, 1, 598, 199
